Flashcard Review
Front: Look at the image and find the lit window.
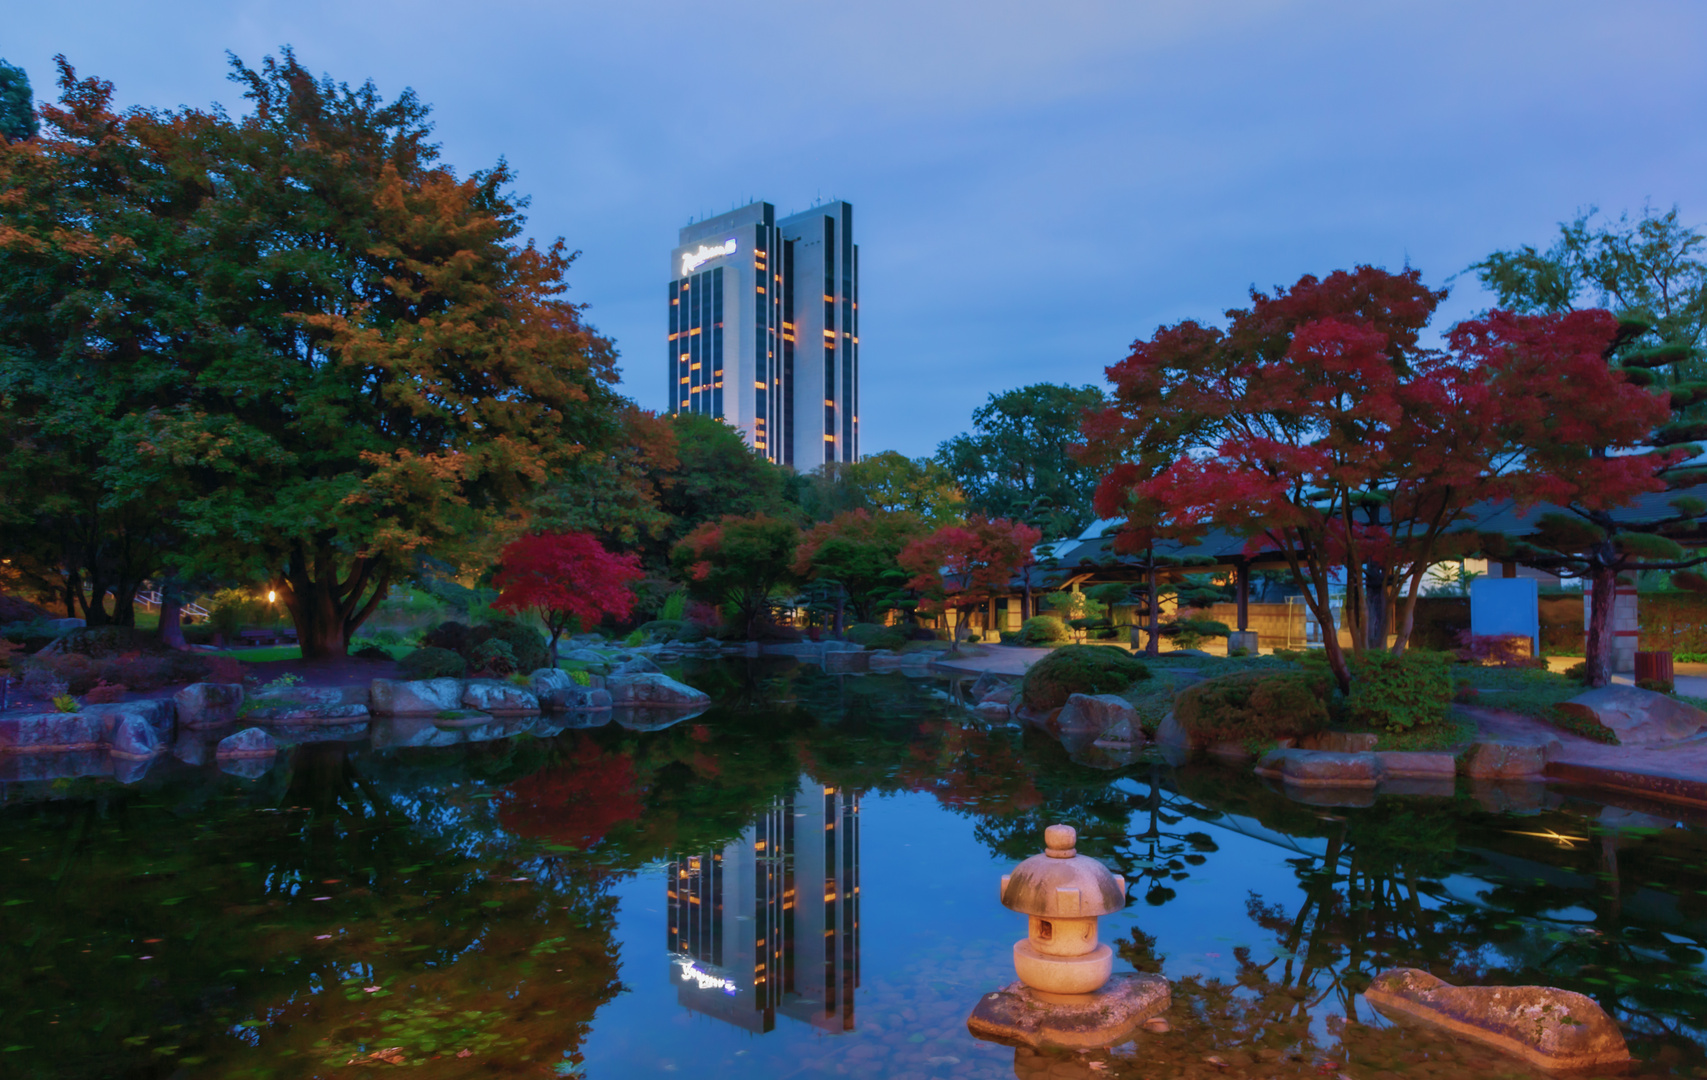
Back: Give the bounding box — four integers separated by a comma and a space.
823, 434, 835, 442
824, 398, 834, 406
754, 381, 765, 389
714, 380, 723, 388
668, 333, 678, 341
679, 352, 689, 361
823, 330, 835, 339
824, 294, 834, 302
756, 286, 766, 294
691, 363, 701, 370
681, 399, 689, 407
680, 376, 689, 384
689, 328, 701, 336
853, 337, 859, 344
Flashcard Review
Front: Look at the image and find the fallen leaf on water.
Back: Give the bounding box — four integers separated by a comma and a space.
315, 934, 332, 940
345, 1047, 407, 1066
456, 1049, 473, 1059
1088, 1063, 1108, 1072
1206, 1056, 1228, 1069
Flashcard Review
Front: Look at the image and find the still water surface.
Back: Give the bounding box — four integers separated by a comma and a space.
5, 660, 1707, 1078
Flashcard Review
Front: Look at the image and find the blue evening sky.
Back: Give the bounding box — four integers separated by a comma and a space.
9, 2, 1705, 458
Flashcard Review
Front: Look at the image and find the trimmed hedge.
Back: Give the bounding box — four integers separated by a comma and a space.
1174, 670, 1331, 743
1020, 645, 1150, 711
399, 647, 468, 679
1345, 651, 1453, 732
1019, 616, 1071, 646
846, 623, 906, 651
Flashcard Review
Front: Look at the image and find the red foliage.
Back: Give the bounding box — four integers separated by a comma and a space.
493, 531, 644, 646
83, 679, 126, 704
496, 739, 645, 850
1452, 631, 1545, 669
898, 515, 1042, 616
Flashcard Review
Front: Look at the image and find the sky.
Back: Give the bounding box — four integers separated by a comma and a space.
8, 1, 1706, 458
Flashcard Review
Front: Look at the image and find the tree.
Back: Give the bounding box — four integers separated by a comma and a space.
0, 53, 624, 657
936, 384, 1108, 539
0, 59, 36, 143
791, 509, 930, 632
794, 451, 964, 526
530, 407, 679, 553
1471, 208, 1707, 684
1091, 268, 1560, 691
898, 515, 1041, 642
492, 531, 643, 664
670, 513, 800, 639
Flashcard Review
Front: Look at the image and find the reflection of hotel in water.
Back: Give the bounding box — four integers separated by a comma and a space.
665, 776, 859, 1034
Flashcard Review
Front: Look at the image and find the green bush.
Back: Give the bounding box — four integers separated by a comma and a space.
468, 618, 549, 674
420, 620, 472, 654
1019, 616, 1071, 646
639, 619, 706, 644
1020, 645, 1151, 711
471, 638, 519, 675
1160, 616, 1231, 651
846, 623, 906, 651
658, 590, 688, 622
398, 647, 467, 679
1174, 669, 1331, 743
1345, 651, 1452, 732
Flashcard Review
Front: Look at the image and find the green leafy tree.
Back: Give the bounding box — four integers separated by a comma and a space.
0, 59, 37, 143
0, 52, 623, 657
670, 513, 800, 638
791, 509, 930, 631
936, 383, 1108, 539
794, 451, 963, 526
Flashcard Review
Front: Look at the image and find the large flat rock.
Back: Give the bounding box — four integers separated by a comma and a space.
1057, 694, 1140, 743
175, 683, 246, 728
605, 673, 710, 708
966, 974, 1170, 1050
370, 678, 464, 716
1364, 967, 1629, 1071
1559, 685, 1707, 745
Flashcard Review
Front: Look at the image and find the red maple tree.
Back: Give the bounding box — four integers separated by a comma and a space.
492, 530, 644, 664
899, 515, 1041, 641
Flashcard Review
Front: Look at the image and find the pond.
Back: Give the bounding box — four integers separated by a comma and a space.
4, 658, 1707, 1079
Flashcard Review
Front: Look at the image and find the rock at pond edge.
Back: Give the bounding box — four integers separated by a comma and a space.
216, 727, 278, 758
967, 974, 1170, 1050
1363, 967, 1629, 1071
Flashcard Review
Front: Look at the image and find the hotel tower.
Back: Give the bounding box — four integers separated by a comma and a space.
667, 200, 860, 466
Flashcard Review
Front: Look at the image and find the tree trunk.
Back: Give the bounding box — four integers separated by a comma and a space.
281, 545, 392, 661
1363, 562, 1388, 650
1585, 563, 1617, 688
833, 590, 846, 638
1146, 556, 1161, 657
156, 577, 187, 650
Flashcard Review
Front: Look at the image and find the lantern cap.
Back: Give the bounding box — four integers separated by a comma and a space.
1001, 824, 1126, 918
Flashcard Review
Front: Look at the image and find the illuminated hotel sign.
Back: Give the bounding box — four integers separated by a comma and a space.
681, 239, 738, 276
676, 957, 738, 995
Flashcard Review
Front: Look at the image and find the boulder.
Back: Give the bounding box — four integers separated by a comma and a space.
109, 714, 163, 759
823, 649, 870, 672
969, 670, 1014, 702
966, 974, 1170, 1050
563, 648, 607, 664
461, 679, 541, 715
174, 682, 246, 728
1460, 739, 1550, 779
369, 678, 464, 716
1299, 730, 1378, 753
979, 683, 1017, 706
83, 699, 176, 739
245, 685, 370, 724
974, 700, 1015, 723
1364, 967, 1629, 1071
216, 727, 278, 758
1559, 685, 1707, 745
0, 712, 109, 753
1255, 748, 1383, 788
1377, 751, 1456, 778
605, 673, 711, 708
1057, 693, 1141, 744
610, 655, 662, 676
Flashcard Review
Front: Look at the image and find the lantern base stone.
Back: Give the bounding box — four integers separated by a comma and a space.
1014, 940, 1113, 995
967, 974, 1170, 1050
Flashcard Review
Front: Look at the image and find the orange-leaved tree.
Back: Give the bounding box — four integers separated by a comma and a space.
899, 515, 1041, 642
792, 509, 930, 634
670, 513, 800, 639
492, 531, 643, 665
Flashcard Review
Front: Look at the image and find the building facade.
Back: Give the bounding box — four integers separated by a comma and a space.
664, 775, 860, 1034
668, 201, 859, 466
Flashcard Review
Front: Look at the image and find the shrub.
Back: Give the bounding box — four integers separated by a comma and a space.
1345, 651, 1453, 732
659, 590, 688, 622
353, 644, 392, 661
1019, 616, 1071, 646
1637, 675, 1675, 694
568, 669, 592, 687
640, 619, 706, 644
49, 626, 157, 658
398, 647, 467, 679
52, 694, 79, 713
369, 628, 403, 645
468, 618, 549, 673
1020, 645, 1151, 711
907, 625, 939, 642
420, 620, 472, 654
471, 638, 519, 676
84, 679, 126, 704
1174, 670, 1331, 743
1564, 661, 1590, 683
2, 619, 64, 653
1453, 631, 1544, 669
846, 623, 906, 651
22, 667, 68, 698
623, 628, 645, 647
1160, 616, 1231, 651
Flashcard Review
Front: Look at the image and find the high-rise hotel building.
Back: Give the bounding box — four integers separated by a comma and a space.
668, 200, 860, 466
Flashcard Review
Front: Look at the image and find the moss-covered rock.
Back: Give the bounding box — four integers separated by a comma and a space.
1174, 669, 1331, 743
1020, 645, 1150, 711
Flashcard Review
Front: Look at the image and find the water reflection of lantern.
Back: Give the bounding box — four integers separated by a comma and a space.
1000, 824, 1125, 995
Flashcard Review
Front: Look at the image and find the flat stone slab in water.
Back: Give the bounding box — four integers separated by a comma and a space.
967, 975, 1170, 1049
1364, 967, 1629, 1071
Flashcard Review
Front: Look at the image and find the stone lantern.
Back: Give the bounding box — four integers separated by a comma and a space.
1000, 824, 1126, 996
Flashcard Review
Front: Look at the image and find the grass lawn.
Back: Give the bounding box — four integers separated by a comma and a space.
1455, 664, 1615, 742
